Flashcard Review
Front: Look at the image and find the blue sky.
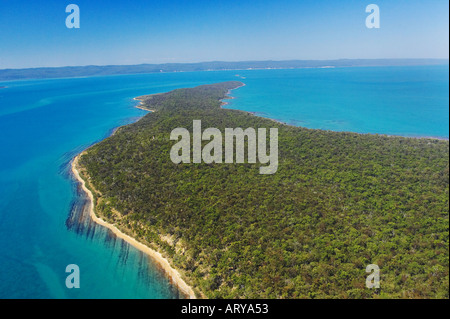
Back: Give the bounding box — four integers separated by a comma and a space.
0, 0, 448, 69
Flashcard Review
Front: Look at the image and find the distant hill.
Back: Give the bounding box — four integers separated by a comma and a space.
0, 59, 448, 81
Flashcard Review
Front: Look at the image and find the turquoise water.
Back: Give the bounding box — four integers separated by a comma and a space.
0, 66, 448, 298
225, 66, 449, 138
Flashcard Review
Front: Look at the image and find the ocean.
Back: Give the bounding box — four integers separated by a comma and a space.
0, 65, 448, 298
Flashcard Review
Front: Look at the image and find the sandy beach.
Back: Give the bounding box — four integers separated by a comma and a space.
66, 86, 251, 299
71, 154, 197, 299
66, 86, 252, 299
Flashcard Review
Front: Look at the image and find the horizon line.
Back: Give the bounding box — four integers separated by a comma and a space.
1, 58, 449, 72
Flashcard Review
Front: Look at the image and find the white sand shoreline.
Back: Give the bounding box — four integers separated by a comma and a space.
67, 81, 447, 301
67, 84, 248, 299
133, 95, 161, 112
71, 154, 197, 299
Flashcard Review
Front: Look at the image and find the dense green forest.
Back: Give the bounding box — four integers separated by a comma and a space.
77, 81, 449, 298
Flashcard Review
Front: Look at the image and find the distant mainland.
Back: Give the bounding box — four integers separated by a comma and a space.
0, 58, 448, 81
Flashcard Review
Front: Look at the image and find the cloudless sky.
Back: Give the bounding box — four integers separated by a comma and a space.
0, 0, 448, 69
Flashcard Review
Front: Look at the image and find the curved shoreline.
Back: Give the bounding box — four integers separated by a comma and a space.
68, 85, 246, 299
71, 154, 197, 299
133, 94, 161, 112
69, 82, 447, 300
221, 83, 448, 140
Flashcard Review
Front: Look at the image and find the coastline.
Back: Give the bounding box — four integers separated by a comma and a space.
220, 82, 246, 107
221, 83, 448, 140
394, 135, 449, 141
69, 82, 448, 300
133, 93, 162, 112
68, 85, 248, 300
71, 153, 197, 299
220, 82, 290, 126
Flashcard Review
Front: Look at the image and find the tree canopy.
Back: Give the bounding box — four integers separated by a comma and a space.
78, 81, 449, 299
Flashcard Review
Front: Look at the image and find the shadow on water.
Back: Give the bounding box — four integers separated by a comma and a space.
61, 155, 184, 299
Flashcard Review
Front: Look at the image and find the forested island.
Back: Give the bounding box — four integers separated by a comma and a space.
75, 81, 449, 298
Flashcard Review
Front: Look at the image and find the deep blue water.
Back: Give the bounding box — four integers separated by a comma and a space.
0, 66, 448, 298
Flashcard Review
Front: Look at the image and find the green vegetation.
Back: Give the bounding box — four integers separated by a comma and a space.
78, 81, 449, 298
